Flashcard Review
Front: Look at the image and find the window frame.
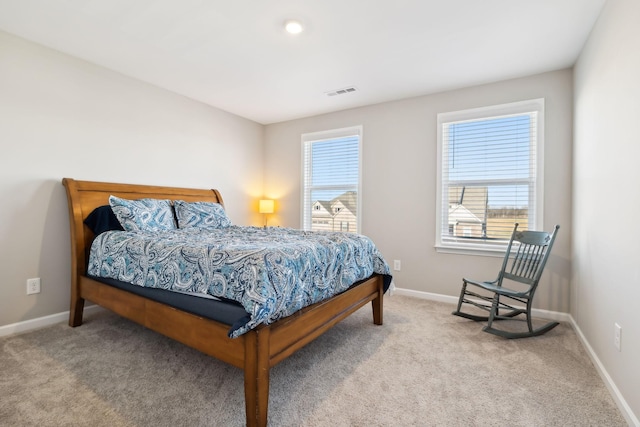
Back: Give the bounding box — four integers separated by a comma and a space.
435, 99, 545, 256
301, 126, 363, 233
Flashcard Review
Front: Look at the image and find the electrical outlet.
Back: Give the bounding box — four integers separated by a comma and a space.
393, 260, 401, 271
26, 278, 41, 295
614, 323, 621, 352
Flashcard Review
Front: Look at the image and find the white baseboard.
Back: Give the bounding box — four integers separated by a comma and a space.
391, 286, 638, 426
568, 315, 639, 426
390, 286, 572, 322
0, 305, 104, 338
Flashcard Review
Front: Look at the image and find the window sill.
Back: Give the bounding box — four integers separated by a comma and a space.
435, 243, 506, 258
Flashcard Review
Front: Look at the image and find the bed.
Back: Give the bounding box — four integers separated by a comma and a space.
62, 178, 391, 427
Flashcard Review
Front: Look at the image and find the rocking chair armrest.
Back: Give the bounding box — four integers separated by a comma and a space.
463, 277, 499, 288
464, 278, 530, 298
478, 282, 531, 298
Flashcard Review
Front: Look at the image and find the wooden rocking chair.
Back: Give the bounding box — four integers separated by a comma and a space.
452, 223, 560, 338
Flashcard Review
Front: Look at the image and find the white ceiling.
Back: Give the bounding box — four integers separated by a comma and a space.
0, 0, 606, 124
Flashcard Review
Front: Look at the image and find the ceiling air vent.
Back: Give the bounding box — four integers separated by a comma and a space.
326, 86, 357, 97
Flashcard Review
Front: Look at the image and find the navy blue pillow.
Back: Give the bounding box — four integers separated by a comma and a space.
84, 205, 124, 235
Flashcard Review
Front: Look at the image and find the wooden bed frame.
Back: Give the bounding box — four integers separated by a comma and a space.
62, 178, 385, 427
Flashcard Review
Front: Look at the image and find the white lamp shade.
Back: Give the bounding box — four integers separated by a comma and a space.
259, 199, 274, 214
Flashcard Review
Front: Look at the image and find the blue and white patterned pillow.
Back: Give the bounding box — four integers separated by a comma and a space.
174, 200, 232, 229
108, 195, 176, 232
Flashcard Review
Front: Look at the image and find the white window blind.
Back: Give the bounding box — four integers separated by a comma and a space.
436, 99, 544, 254
302, 126, 362, 233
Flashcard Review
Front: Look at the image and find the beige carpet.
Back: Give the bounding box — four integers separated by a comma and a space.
0, 296, 627, 426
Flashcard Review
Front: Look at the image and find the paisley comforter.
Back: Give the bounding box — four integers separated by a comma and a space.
87, 226, 391, 337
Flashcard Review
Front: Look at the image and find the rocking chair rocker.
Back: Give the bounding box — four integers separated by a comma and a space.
452, 223, 560, 338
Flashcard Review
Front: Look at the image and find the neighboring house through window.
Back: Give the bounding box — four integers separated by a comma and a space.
436, 99, 544, 255
302, 126, 362, 233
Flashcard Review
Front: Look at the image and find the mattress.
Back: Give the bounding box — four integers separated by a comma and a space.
87, 226, 391, 337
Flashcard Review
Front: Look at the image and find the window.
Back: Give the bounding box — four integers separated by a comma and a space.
436, 99, 544, 255
302, 126, 362, 233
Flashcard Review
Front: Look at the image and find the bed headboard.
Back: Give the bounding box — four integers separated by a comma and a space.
62, 178, 224, 279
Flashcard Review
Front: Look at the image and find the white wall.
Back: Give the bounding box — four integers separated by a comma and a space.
573, 0, 640, 420
264, 69, 573, 313
0, 31, 264, 327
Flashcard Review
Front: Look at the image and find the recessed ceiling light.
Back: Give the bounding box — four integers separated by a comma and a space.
285, 20, 303, 35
